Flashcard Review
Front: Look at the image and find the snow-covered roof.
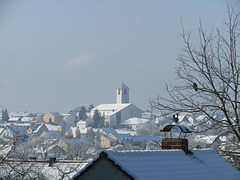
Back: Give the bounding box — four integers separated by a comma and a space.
72, 149, 240, 180
45, 124, 61, 131
112, 133, 133, 140
101, 128, 118, 135
76, 120, 86, 125
21, 117, 34, 122
196, 115, 207, 121
120, 117, 149, 125
160, 124, 192, 133
92, 104, 131, 113
33, 123, 45, 133
8, 117, 20, 122
49, 112, 64, 117
178, 115, 191, 124
2, 124, 28, 137
9, 112, 29, 117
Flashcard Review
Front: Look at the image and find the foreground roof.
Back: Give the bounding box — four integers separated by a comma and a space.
72, 149, 240, 180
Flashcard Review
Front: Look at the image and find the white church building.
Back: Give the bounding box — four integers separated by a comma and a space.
90, 83, 142, 127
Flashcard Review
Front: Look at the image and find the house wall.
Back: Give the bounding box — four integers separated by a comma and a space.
74, 156, 133, 180
35, 125, 48, 136
108, 133, 118, 141
43, 113, 55, 123
77, 121, 87, 128
43, 113, 64, 124
100, 135, 111, 148
27, 128, 33, 134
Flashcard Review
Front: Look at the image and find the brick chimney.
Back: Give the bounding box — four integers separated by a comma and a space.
162, 138, 188, 151
160, 124, 192, 153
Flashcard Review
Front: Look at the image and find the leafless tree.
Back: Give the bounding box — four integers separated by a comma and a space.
149, 5, 240, 169
0, 131, 47, 179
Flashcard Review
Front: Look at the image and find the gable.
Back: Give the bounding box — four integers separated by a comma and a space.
0, 127, 14, 138
72, 152, 133, 180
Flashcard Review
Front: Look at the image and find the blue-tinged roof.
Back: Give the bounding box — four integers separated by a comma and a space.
102, 134, 115, 142
49, 112, 64, 117
101, 128, 118, 135
113, 133, 133, 140
117, 82, 129, 89
7, 124, 28, 136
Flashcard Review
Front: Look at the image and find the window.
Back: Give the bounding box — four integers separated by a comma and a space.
118, 89, 121, 95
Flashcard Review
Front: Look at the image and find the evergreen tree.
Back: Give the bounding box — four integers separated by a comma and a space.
93, 110, 103, 128
78, 106, 87, 120
98, 116, 105, 128
1, 108, 9, 121
95, 129, 101, 148
86, 127, 95, 142
49, 117, 52, 124
88, 104, 94, 112
1, 109, 4, 121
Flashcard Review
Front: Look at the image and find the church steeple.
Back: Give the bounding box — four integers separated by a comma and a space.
116, 82, 129, 104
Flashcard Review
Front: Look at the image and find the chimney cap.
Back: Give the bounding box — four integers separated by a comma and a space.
160, 124, 192, 133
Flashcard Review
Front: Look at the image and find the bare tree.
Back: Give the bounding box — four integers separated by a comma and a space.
150, 5, 240, 169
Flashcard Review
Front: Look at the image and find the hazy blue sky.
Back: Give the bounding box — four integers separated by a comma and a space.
0, 0, 235, 113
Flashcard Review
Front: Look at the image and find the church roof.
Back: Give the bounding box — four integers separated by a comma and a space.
93, 103, 131, 112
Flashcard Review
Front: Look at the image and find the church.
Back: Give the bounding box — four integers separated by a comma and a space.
90, 83, 142, 127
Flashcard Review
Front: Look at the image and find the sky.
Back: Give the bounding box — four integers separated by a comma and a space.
0, 0, 236, 113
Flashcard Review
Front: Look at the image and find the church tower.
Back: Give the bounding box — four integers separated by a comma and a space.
116, 82, 129, 104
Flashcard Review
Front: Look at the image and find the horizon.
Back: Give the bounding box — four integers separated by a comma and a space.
0, 0, 233, 113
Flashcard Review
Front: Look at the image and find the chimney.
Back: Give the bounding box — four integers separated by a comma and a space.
49, 157, 56, 167
162, 138, 188, 151
160, 124, 192, 153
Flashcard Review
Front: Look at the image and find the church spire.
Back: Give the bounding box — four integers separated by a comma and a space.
116, 82, 129, 104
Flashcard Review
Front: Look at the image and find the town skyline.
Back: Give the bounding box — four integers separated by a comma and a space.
0, 0, 231, 113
